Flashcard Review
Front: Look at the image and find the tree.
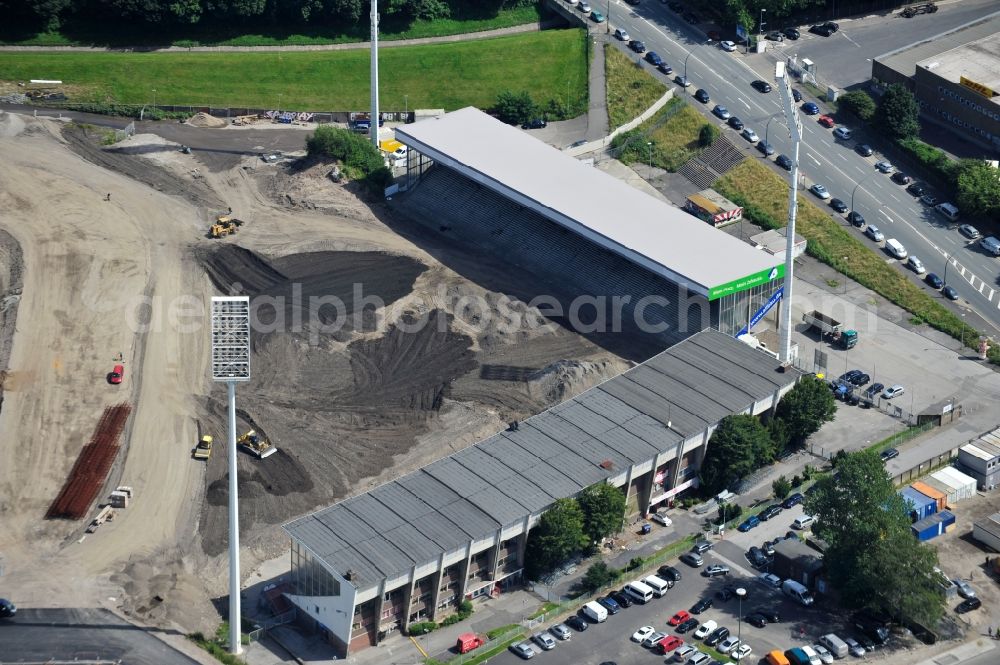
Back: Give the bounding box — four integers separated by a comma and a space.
766, 416, 791, 452
523, 498, 588, 580
699, 414, 776, 494
956, 160, 1000, 223
772, 475, 792, 499
580, 561, 619, 592
805, 450, 945, 626
577, 483, 626, 543
494, 90, 538, 126
775, 376, 836, 447
875, 83, 920, 141
839, 90, 876, 123
699, 123, 719, 147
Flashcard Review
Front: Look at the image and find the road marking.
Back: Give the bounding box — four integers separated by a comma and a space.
839, 154, 848, 162
807, 153, 820, 166
739, 97, 750, 110
841, 32, 862, 48
879, 209, 895, 223
988, 288, 996, 301
410, 636, 429, 658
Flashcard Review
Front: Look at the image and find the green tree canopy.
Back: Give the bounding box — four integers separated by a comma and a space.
875, 83, 920, 141
494, 89, 538, 126
699, 414, 776, 494
805, 450, 945, 626
772, 475, 792, 499
580, 561, 619, 592
955, 160, 1000, 223
523, 498, 588, 580
775, 376, 836, 446
577, 483, 626, 543
839, 90, 876, 123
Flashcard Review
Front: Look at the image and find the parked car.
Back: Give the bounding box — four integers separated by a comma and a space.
532, 632, 557, 650
758, 573, 782, 588
747, 546, 769, 568
738, 515, 761, 532
713, 105, 732, 119
691, 598, 714, 614
643, 631, 668, 648
832, 126, 852, 140
522, 118, 547, 129
829, 198, 848, 213
891, 171, 912, 185
801, 102, 820, 115
757, 609, 781, 623
590, 10, 604, 22
728, 116, 744, 130
759, 505, 783, 521
809, 183, 831, 199
598, 596, 620, 614
792, 88, 803, 102
659, 565, 682, 582
720, 40, 737, 51
766, 30, 784, 41
611, 591, 633, 607
818, 115, 836, 128
674, 74, 691, 87
694, 88, 710, 103
719, 636, 742, 653
674, 645, 698, 661
920, 193, 939, 206
629, 39, 647, 53
676, 617, 700, 633
953, 579, 976, 599
907, 181, 927, 196
645, 51, 663, 66
880, 447, 899, 461
751, 80, 773, 93
633, 625, 656, 642
882, 385, 905, 399
577, 1, 591, 11
943, 285, 959, 300
855, 143, 873, 156
692, 540, 713, 554
0, 598, 16, 618
957, 597, 982, 613
756, 141, 775, 156
565, 615, 589, 631
865, 225, 884, 242
746, 613, 767, 628
847, 211, 865, 227
844, 637, 866, 658
704, 626, 730, 647
783, 492, 804, 509
109, 363, 125, 384
926, 272, 944, 289
809, 22, 838, 36
907, 256, 926, 274
783, 27, 801, 39
670, 610, 693, 626
865, 382, 885, 398
680, 552, 703, 567
850, 372, 870, 386
775, 154, 793, 170
510, 641, 535, 659
733, 644, 753, 660
651, 513, 673, 526
615, 28, 630, 41
703, 564, 730, 577
741, 128, 759, 143
658, 62, 674, 75
549, 623, 571, 640
958, 224, 981, 240
694, 619, 718, 639
875, 160, 893, 173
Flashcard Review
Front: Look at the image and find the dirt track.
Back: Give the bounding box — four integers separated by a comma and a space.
0, 113, 629, 634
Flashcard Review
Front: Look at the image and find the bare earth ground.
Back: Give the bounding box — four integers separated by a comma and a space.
0, 111, 630, 636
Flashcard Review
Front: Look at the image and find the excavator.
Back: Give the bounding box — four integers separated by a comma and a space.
237, 429, 277, 458
209, 214, 244, 239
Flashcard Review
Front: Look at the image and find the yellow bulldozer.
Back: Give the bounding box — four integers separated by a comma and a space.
237, 429, 277, 459
209, 215, 244, 239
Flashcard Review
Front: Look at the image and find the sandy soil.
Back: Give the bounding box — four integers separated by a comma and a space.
0, 113, 629, 635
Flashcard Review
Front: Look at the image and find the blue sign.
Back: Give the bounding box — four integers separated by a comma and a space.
736, 286, 784, 337
736, 24, 748, 42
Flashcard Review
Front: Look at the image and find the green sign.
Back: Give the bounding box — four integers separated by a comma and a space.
708, 263, 785, 301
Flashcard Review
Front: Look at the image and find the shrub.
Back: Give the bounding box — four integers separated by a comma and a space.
494, 89, 538, 125
772, 476, 792, 499
715, 502, 743, 525
699, 123, 719, 147
838, 90, 876, 123
580, 561, 620, 592
896, 137, 958, 189
791, 474, 803, 487
625, 556, 645, 571
306, 125, 392, 194
409, 621, 438, 635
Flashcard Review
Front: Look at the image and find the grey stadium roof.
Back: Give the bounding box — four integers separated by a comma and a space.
874, 11, 1000, 80
394, 107, 780, 296
284, 330, 800, 589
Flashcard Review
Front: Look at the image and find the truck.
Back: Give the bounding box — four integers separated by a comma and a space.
581, 600, 608, 623
802, 310, 858, 348
456, 633, 485, 654
193, 435, 213, 460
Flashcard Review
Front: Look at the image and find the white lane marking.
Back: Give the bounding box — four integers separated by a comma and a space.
739, 97, 750, 110
807, 153, 820, 166
839, 154, 848, 162
879, 209, 895, 223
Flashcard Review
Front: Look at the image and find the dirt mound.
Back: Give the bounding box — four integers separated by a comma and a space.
0, 111, 25, 138
187, 112, 227, 128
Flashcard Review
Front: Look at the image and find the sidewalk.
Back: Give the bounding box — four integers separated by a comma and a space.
584, 33, 610, 142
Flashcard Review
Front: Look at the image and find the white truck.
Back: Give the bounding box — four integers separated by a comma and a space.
581, 600, 608, 623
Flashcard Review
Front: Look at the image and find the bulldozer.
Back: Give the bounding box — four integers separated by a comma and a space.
192, 435, 213, 460
208, 215, 244, 239
237, 429, 276, 458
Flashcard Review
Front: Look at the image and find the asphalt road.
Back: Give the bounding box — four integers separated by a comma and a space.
603, 0, 1000, 334
0, 607, 200, 664
484, 502, 876, 665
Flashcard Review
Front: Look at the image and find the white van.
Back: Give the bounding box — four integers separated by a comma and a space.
581, 600, 608, 623
935, 202, 959, 222
801, 645, 823, 665
643, 575, 671, 598
781, 579, 815, 606
819, 633, 849, 659
906, 256, 925, 274
624, 580, 654, 604
793, 515, 816, 530
885, 238, 907, 259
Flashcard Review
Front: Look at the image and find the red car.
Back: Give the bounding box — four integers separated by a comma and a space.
668, 610, 692, 626
109, 364, 124, 384
656, 635, 684, 653
818, 115, 835, 128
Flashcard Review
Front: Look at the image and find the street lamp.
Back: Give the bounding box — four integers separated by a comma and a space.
607, 0, 612, 33
760, 8, 766, 36
764, 114, 787, 147
736, 587, 746, 648
850, 174, 876, 218
683, 38, 713, 82
152, 88, 157, 108
647, 141, 653, 171
943, 253, 951, 285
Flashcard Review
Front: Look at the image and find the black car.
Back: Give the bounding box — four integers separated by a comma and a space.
756, 141, 774, 156
865, 382, 884, 397
758, 609, 781, 623
566, 614, 589, 631
762, 540, 776, 556
645, 51, 663, 66
751, 80, 773, 93
704, 626, 730, 646
659, 565, 682, 582
855, 144, 874, 157
521, 118, 547, 130
694, 88, 710, 103
658, 62, 674, 75
728, 116, 744, 130
957, 597, 982, 613
782, 492, 804, 509
792, 88, 802, 102
598, 596, 621, 614
717, 587, 735, 601
943, 285, 959, 300
783, 27, 800, 39
847, 211, 865, 227
809, 21, 838, 36
759, 504, 782, 521
746, 613, 767, 628
907, 182, 927, 196
830, 198, 848, 213
691, 597, 714, 614
629, 39, 646, 53
925, 272, 944, 289
676, 617, 700, 633
856, 635, 879, 652
891, 171, 911, 185
775, 154, 792, 170
849, 372, 870, 387
611, 591, 633, 608
0, 598, 16, 618
853, 611, 891, 645
747, 546, 769, 568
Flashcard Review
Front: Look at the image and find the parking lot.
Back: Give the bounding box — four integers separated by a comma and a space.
487, 501, 886, 665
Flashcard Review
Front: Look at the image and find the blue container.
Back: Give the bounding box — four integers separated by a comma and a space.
900, 487, 937, 522
912, 513, 945, 541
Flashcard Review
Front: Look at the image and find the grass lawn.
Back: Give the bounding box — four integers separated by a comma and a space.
605, 45, 667, 129
0, 29, 587, 111
613, 97, 707, 172
1, 4, 543, 47
714, 159, 988, 357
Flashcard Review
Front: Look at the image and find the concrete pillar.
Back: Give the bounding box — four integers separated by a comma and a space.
487, 528, 503, 580
515, 513, 532, 569
458, 540, 475, 600
403, 566, 417, 630
373, 578, 387, 643
429, 552, 446, 620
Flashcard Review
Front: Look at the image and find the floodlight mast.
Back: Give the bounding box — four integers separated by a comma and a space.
774, 62, 802, 364
210, 296, 251, 654
370, 0, 380, 149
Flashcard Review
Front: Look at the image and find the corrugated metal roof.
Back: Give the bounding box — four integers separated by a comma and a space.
282, 330, 800, 588
961, 444, 995, 461
974, 512, 1000, 540
934, 466, 977, 489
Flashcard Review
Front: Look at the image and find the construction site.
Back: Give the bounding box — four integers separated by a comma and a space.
0, 109, 633, 636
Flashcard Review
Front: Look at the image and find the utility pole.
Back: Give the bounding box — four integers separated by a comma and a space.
775, 62, 803, 364
370, 0, 380, 149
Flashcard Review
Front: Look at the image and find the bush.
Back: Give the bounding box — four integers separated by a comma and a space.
838, 90, 876, 123
699, 123, 719, 147
791, 474, 803, 487
494, 89, 538, 125
625, 556, 645, 571
409, 621, 438, 635
306, 125, 393, 193
715, 502, 743, 525
772, 476, 792, 500
580, 562, 620, 592
803, 464, 815, 480
896, 137, 958, 189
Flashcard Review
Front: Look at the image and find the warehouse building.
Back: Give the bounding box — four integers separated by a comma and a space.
772, 537, 823, 589
393, 107, 787, 348
281, 330, 801, 656
872, 14, 1000, 152
957, 426, 1000, 490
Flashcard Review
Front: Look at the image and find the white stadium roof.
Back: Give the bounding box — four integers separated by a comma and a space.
395, 107, 783, 299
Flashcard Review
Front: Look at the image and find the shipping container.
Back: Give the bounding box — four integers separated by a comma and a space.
900, 487, 937, 522
937, 510, 956, 530
932, 467, 976, 502
910, 481, 947, 512
912, 513, 949, 541
922, 476, 953, 505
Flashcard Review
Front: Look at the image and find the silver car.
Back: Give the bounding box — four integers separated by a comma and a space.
549, 623, 571, 640
510, 641, 535, 659
532, 632, 556, 650
844, 637, 866, 658
953, 579, 976, 599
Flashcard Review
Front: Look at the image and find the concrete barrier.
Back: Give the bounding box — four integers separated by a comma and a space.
564, 88, 675, 157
